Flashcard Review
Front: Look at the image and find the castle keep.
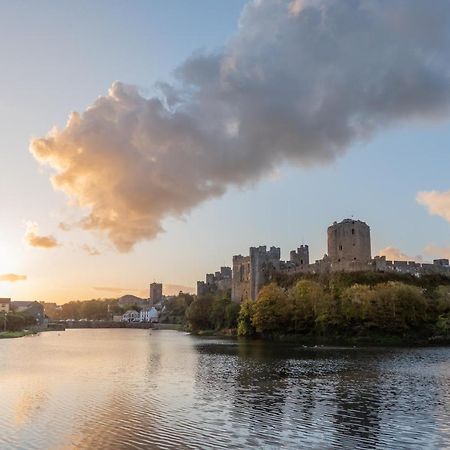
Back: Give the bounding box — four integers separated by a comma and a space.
328, 219, 371, 271
196, 218, 450, 303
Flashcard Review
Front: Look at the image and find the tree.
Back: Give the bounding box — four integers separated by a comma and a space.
340, 284, 375, 330
288, 280, 325, 332
225, 301, 240, 329
0, 312, 35, 332
185, 297, 214, 331
237, 300, 255, 337
251, 284, 290, 334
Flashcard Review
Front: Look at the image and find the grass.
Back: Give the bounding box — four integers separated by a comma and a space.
0, 330, 36, 339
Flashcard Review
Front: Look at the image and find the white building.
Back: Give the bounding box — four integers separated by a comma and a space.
122, 310, 140, 322
140, 307, 159, 323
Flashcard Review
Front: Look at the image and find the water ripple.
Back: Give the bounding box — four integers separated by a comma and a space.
1, 330, 450, 449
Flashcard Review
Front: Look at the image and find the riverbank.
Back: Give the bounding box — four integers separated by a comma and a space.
189, 327, 450, 347
0, 330, 37, 339
64, 321, 153, 329
154, 323, 185, 331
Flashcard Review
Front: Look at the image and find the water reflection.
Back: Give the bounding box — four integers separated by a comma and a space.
2, 330, 450, 449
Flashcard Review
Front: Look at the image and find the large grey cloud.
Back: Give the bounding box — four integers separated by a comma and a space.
31, 0, 450, 251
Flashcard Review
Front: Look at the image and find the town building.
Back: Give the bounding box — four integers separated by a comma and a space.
149, 283, 163, 305
0, 298, 11, 314
197, 266, 232, 297
11, 301, 45, 325
140, 307, 159, 323
122, 310, 140, 322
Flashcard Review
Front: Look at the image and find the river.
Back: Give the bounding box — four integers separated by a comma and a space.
1, 329, 450, 449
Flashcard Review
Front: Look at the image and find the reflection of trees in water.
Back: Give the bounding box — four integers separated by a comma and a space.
193, 342, 388, 448
286, 350, 384, 448
51, 335, 450, 449
332, 367, 382, 449
194, 340, 294, 447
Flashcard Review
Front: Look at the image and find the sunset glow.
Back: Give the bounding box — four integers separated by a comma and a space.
0, 0, 450, 305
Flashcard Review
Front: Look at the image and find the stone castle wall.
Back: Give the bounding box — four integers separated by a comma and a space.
373, 256, 450, 276
197, 266, 232, 297
231, 255, 251, 303
223, 219, 450, 304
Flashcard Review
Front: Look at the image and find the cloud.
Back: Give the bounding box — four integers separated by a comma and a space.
417, 190, 450, 223
31, 0, 450, 251
24, 222, 60, 249
0, 273, 27, 282
378, 246, 422, 262
81, 244, 100, 256
424, 244, 450, 260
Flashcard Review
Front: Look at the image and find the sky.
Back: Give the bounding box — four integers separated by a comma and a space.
1, 0, 450, 303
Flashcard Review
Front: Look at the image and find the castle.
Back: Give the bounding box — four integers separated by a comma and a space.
197, 266, 232, 297
196, 218, 450, 303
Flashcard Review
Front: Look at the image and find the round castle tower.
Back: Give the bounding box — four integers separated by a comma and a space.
327, 219, 371, 269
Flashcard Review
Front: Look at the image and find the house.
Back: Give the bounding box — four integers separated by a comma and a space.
11, 301, 45, 325
0, 298, 11, 314
122, 310, 140, 322
140, 307, 159, 323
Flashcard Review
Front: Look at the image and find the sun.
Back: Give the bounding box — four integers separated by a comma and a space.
0, 239, 22, 276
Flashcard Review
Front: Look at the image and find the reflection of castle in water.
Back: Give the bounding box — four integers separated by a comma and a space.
228, 218, 450, 302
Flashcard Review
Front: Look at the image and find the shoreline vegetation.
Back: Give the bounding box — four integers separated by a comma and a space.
0, 312, 39, 339
0, 330, 37, 339
185, 271, 450, 347
4, 271, 450, 347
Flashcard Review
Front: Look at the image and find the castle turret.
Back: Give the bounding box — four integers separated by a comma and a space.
290, 245, 309, 266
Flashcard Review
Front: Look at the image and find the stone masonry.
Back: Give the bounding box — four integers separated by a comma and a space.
228, 218, 450, 303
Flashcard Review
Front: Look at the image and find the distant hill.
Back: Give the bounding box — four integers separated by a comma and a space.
118, 294, 145, 305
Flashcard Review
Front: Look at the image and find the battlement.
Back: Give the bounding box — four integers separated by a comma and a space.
373, 256, 450, 275
250, 245, 281, 261
197, 266, 233, 296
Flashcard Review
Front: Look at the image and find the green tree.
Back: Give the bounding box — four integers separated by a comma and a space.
225, 301, 240, 329
340, 284, 375, 330
370, 282, 426, 333
0, 312, 35, 331
288, 280, 325, 332
237, 300, 255, 337
251, 284, 290, 334
185, 297, 214, 331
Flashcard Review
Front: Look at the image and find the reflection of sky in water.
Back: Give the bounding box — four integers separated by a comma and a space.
1, 331, 450, 449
